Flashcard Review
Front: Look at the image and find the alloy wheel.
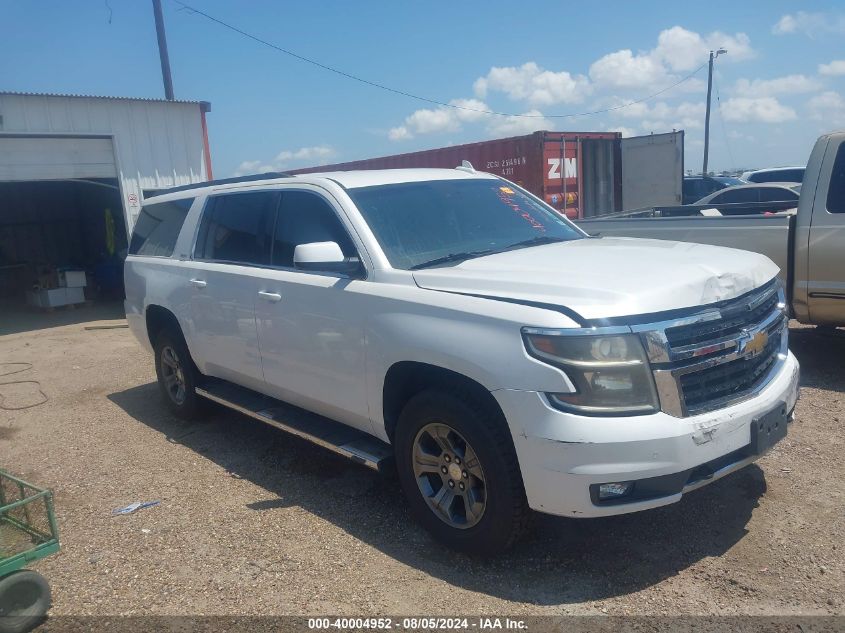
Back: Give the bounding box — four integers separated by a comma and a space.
412, 422, 486, 529
160, 345, 186, 405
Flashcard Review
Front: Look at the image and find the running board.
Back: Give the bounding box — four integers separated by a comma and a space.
195, 379, 393, 473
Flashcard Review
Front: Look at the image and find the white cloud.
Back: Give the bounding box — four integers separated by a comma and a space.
387, 98, 491, 140
404, 108, 460, 135
232, 160, 270, 177
589, 50, 669, 90
772, 12, 845, 37
819, 60, 845, 76
654, 26, 754, 71
613, 100, 705, 130
274, 145, 336, 163
604, 125, 637, 138
232, 145, 337, 176
590, 26, 753, 92
450, 98, 493, 123
387, 126, 412, 141
232, 160, 282, 176
388, 25, 757, 141
474, 62, 590, 106
808, 91, 845, 126
486, 110, 551, 137
721, 97, 796, 123
733, 75, 821, 97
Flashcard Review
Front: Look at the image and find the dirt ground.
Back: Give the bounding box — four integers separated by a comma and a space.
0, 301, 842, 616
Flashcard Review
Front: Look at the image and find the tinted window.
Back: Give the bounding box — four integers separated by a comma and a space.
703, 178, 724, 195
348, 179, 583, 270
759, 187, 799, 202
712, 188, 759, 204
683, 178, 703, 201
129, 198, 194, 257
196, 192, 277, 265
272, 191, 357, 268
749, 169, 804, 183
827, 145, 845, 213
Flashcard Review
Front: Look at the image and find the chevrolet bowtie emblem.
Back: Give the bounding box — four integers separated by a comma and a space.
740, 329, 769, 357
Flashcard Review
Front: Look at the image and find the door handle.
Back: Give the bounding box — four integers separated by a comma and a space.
189, 278, 207, 288
258, 291, 282, 302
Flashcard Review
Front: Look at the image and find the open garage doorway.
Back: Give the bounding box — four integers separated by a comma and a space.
0, 178, 128, 311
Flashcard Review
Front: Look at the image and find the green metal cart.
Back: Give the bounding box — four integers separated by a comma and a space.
0, 471, 59, 633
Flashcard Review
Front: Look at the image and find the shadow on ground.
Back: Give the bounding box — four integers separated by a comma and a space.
788, 325, 845, 393
109, 382, 766, 605
0, 299, 126, 336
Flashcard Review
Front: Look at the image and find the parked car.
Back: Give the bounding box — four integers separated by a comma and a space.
126, 167, 800, 554
694, 183, 801, 210
578, 130, 845, 328
683, 175, 745, 204
741, 166, 805, 184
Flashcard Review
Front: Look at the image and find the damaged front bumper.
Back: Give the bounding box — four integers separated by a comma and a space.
494, 351, 800, 518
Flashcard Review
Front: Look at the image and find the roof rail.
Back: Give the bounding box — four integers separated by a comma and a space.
151, 172, 293, 196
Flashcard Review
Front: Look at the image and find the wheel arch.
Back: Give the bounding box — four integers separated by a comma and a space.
382, 361, 508, 444
145, 304, 182, 348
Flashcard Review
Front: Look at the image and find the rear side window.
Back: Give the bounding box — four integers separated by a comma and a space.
129, 198, 194, 257
759, 187, 798, 202
272, 191, 357, 268
195, 192, 278, 265
750, 169, 804, 183
712, 188, 758, 204
827, 145, 845, 213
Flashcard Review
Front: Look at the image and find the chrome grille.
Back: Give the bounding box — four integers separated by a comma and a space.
664, 289, 780, 348
634, 280, 789, 417
679, 333, 780, 412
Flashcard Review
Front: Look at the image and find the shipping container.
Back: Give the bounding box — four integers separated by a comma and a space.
289, 130, 684, 218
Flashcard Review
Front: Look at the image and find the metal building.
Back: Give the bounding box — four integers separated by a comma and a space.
0, 91, 211, 305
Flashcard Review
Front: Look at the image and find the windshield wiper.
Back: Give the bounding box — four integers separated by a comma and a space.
410, 250, 495, 270
501, 235, 569, 251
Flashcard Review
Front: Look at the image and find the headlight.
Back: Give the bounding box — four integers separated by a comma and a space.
523, 331, 659, 416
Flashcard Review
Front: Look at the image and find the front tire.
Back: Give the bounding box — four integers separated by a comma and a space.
394, 388, 530, 555
0, 570, 51, 633
153, 327, 203, 419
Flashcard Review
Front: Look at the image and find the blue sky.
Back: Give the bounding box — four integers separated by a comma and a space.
3, 1, 845, 177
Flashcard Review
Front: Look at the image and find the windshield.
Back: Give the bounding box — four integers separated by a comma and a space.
347, 179, 585, 270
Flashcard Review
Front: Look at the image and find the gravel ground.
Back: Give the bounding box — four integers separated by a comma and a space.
0, 302, 842, 616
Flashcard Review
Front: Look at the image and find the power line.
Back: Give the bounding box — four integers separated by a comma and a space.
171, 0, 707, 120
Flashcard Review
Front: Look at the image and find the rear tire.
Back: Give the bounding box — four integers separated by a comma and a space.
153, 327, 203, 419
0, 570, 51, 633
394, 387, 530, 555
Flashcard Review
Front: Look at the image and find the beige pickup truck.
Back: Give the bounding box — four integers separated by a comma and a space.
578, 131, 845, 328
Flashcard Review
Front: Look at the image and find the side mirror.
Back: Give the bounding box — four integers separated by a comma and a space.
293, 241, 361, 275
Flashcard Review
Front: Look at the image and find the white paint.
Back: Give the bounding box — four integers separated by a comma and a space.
0, 136, 116, 179
547, 157, 577, 180
413, 237, 779, 320
293, 241, 345, 265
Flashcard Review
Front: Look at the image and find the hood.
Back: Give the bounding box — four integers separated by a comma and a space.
412, 237, 779, 322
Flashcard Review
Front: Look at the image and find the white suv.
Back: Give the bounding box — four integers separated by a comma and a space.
125, 167, 800, 554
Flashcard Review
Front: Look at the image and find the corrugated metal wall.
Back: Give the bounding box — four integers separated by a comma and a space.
0, 93, 208, 229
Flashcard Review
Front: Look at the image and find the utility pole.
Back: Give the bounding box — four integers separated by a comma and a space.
152, 0, 175, 100
702, 48, 727, 175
